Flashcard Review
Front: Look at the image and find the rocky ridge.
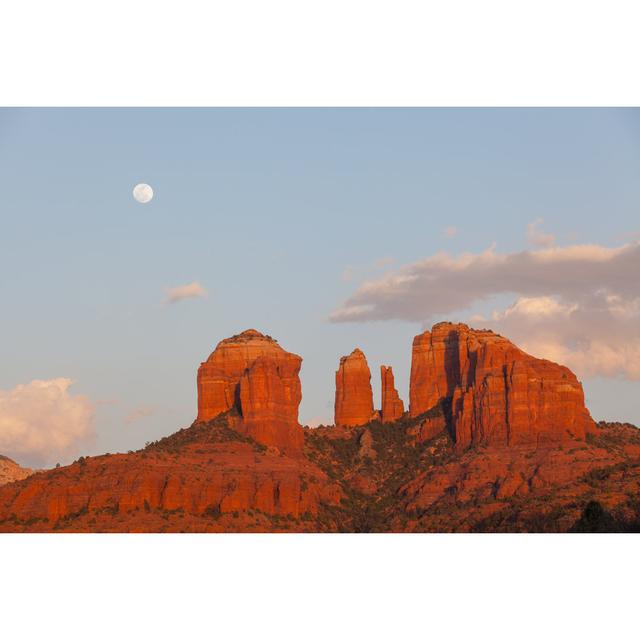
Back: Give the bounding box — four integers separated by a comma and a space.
0, 455, 33, 487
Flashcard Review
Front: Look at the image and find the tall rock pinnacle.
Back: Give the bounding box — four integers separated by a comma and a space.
380, 366, 404, 423
334, 349, 375, 427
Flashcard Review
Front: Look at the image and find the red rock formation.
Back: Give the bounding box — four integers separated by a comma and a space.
0, 323, 624, 533
238, 356, 304, 453
409, 322, 595, 448
197, 330, 296, 420
0, 420, 343, 532
409, 323, 484, 417
334, 349, 375, 427
0, 455, 33, 486
197, 329, 304, 452
380, 366, 404, 423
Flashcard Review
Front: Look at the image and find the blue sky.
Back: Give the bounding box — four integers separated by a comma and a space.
1, 108, 639, 466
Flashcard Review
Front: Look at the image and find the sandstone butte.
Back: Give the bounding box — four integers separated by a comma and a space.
380, 366, 404, 423
197, 329, 304, 454
2, 323, 640, 533
409, 322, 596, 448
334, 348, 376, 427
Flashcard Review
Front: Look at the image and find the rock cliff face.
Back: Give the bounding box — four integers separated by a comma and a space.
197, 329, 303, 453
409, 323, 595, 448
380, 366, 404, 423
334, 349, 375, 427
0, 455, 33, 486
238, 357, 304, 453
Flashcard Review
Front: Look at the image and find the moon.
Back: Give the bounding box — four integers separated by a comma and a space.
133, 183, 154, 204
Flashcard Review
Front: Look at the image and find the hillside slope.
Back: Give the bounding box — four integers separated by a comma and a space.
1, 413, 639, 532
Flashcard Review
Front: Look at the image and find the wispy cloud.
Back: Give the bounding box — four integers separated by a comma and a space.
443, 226, 458, 238
526, 217, 555, 248
374, 256, 395, 268
341, 266, 355, 282
0, 379, 95, 467
124, 406, 155, 425
340, 257, 394, 283
165, 281, 207, 304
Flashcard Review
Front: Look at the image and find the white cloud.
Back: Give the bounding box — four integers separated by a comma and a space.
0, 379, 95, 467
165, 281, 207, 304
526, 217, 555, 247
492, 295, 577, 320
443, 226, 458, 238
331, 242, 639, 323
330, 241, 640, 380
489, 294, 640, 380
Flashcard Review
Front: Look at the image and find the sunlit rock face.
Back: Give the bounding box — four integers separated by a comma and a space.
0, 455, 33, 486
238, 356, 304, 453
197, 329, 303, 453
334, 349, 375, 427
409, 322, 596, 448
380, 366, 404, 424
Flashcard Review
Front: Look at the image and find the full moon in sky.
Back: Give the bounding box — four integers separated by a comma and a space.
133, 183, 154, 203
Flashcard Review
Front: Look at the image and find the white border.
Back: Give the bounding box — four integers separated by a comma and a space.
1, 0, 639, 105
2, 533, 638, 639
1, 1, 638, 636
